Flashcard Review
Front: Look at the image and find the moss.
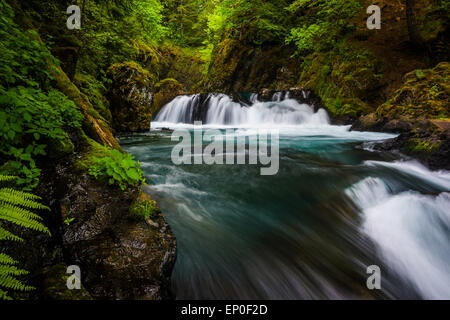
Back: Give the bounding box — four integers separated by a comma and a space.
41, 264, 92, 300
129, 190, 160, 222
107, 61, 154, 89
418, 2, 449, 42
207, 39, 252, 90
152, 78, 185, 114
376, 62, 450, 120
408, 138, 442, 153
106, 61, 155, 132
415, 69, 425, 80
46, 133, 75, 159
51, 62, 120, 150
74, 137, 115, 172
298, 40, 381, 117
73, 73, 112, 123
157, 45, 207, 91
132, 41, 160, 75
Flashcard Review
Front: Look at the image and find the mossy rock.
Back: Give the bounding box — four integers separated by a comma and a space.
74, 137, 117, 173
337, 98, 372, 118
73, 73, 112, 124
407, 137, 442, 154
46, 132, 75, 159
107, 62, 155, 132
207, 39, 253, 90
152, 78, 185, 115
376, 62, 450, 119
129, 189, 161, 223
157, 45, 207, 91
40, 264, 93, 300
298, 42, 382, 118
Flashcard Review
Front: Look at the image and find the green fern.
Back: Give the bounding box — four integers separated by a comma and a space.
0, 174, 50, 300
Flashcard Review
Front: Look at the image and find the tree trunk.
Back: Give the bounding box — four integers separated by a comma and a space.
405, 0, 424, 47
179, 0, 183, 41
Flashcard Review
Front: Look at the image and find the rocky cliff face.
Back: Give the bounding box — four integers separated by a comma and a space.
105, 45, 206, 132
206, 39, 299, 93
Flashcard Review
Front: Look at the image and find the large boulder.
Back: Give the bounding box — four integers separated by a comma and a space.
35, 143, 177, 300
107, 62, 155, 132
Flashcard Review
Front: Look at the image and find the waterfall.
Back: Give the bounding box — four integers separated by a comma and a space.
153, 92, 330, 128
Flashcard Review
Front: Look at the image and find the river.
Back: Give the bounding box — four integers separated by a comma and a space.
118, 93, 450, 299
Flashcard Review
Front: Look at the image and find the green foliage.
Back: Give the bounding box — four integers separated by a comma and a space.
285, 0, 361, 55
0, 0, 83, 190
206, 0, 289, 45
286, 24, 322, 53
88, 148, 146, 190
64, 217, 75, 226
0, 1, 56, 90
129, 196, 160, 221
0, 175, 50, 300
410, 139, 441, 153
77, 0, 166, 75
162, 0, 213, 47
74, 73, 112, 122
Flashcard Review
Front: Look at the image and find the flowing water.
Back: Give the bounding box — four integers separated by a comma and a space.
118, 93, 450, 300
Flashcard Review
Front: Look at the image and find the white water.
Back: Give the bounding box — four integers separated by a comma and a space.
346, 162, 450, 299
152, 93, 397, 141
155, 93, 329, 126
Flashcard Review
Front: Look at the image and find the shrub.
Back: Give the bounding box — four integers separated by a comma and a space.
88, 148, 146, 190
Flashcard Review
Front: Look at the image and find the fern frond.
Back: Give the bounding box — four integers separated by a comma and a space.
0, 288, 12, 300
0, 225, 23, 242
0, 188, 49, 210
0, 187, 43, 201
0, 175, 17, 183
0, 174, 49, 299
0, 203, 50, 235
0, 274, 34, 291
0, 264, 29, 277
0, 254, 18, 265
0, 201, 44, 221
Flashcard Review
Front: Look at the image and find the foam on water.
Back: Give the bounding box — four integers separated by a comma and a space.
152, 93, 397, 141
346, 162, 450, 299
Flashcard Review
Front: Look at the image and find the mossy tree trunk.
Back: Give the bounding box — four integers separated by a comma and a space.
405, 0, 424, 48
